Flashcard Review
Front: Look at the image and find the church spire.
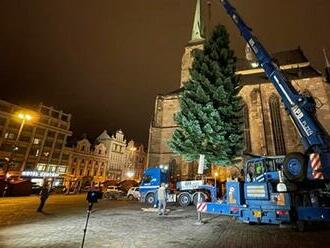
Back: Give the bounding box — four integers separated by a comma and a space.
190, 0, 204, 43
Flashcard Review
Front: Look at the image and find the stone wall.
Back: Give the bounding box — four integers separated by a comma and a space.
239, 76, 330, 156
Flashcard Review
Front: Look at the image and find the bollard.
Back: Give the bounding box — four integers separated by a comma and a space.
195, 192, 204, 225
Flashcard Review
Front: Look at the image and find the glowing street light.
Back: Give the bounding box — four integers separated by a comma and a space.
18, 113, 32, 121
2, 112, 34, 196
16, 112, 34, 173
126, 171, 134, 178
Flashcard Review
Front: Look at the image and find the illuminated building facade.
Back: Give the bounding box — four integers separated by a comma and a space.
0, 99, 72, 186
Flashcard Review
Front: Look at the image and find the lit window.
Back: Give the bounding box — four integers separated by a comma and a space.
5, 132, 15, 139
35, 149, 40, 156
33, 138, 40, 144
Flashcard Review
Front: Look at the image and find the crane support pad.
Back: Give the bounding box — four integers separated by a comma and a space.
204, 202, 240, 216
297, 207, 330, 221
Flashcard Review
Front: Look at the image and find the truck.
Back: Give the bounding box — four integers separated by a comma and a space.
139, 167, 217, 207
197, 0, 330, 231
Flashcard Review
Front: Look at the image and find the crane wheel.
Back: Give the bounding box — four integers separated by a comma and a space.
178, 192, 191, 207
146, 193, 155, 205
283, 152, 306, 182
193, 192, 207, 206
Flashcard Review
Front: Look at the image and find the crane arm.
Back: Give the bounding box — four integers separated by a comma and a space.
219, 0, 329, 153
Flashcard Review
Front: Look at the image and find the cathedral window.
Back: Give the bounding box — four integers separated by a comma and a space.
269, 94, 286, 155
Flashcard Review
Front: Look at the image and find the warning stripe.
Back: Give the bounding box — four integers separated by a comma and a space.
197, 202, 207, 212
309, 153, 324, 179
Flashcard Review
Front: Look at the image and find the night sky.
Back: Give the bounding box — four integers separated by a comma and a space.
0, 0, 329, 145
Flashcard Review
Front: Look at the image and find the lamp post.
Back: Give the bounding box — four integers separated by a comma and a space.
17, 113, 32, 173
125, 146, 136, 180
2, 112, 32, 196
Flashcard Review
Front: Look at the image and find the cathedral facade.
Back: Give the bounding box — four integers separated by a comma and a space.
146, 1, 330, 180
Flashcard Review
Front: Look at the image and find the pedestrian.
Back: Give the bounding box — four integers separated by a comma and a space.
37, 183, 50, 212
157, 183, 167, 215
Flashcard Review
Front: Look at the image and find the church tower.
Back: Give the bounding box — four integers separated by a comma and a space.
147, 1, 330, 180
146, 0, 206, 180
180, 0, 205, 86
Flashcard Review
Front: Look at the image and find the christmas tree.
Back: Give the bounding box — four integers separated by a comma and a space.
169, 25, 244, 166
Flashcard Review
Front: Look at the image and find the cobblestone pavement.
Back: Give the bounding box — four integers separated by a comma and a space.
1, 194, 330, 248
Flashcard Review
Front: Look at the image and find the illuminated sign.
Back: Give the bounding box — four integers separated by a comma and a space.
22, 171, 59, 177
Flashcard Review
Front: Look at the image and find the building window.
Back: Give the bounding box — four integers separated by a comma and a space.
71, 168, 75, 175
33, 138, 40, 145
81, 146, 85, 152
269, 94, 286, 155
35, 149, 40, 157
4, 132, 15, 139
48, 131, 56, 138
80, 169, 83, 176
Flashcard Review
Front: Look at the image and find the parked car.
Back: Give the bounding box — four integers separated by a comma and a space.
103, 186, 125, 200
127, 187, 140, 200
31, 183, 42, 195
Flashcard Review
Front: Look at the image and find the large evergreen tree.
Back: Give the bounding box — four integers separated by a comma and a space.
169, 25, 244, 166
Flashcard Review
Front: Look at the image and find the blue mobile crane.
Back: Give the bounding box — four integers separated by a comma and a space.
200, 0, 330, 231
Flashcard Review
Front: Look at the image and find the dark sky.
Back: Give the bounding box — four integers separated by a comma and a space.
0, 0, 329, 145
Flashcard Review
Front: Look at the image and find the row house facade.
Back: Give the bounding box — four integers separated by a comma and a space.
64, 138, 108, 190
96, 130, 127, 180
0, 100, 72, 186
66, 130, 147, 189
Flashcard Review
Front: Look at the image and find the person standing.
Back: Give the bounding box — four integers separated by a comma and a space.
157, 183, 167, 215
37, 184, 50, 212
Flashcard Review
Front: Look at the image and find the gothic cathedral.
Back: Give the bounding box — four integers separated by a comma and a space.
146, 0, 330, 181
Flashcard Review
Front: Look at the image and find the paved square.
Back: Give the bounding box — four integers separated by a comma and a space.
0, 194, 330, 248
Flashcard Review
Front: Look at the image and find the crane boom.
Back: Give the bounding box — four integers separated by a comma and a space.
220, 0, 328, 151
219, 0, 330, 180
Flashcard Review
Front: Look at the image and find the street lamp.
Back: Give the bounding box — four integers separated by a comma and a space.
126, 171, 134, 178
2, 112, 33, 196
124, 146, 136, 180
16, 113, 33, 173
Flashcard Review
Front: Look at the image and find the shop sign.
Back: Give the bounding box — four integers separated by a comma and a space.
22, 171, 59, 178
